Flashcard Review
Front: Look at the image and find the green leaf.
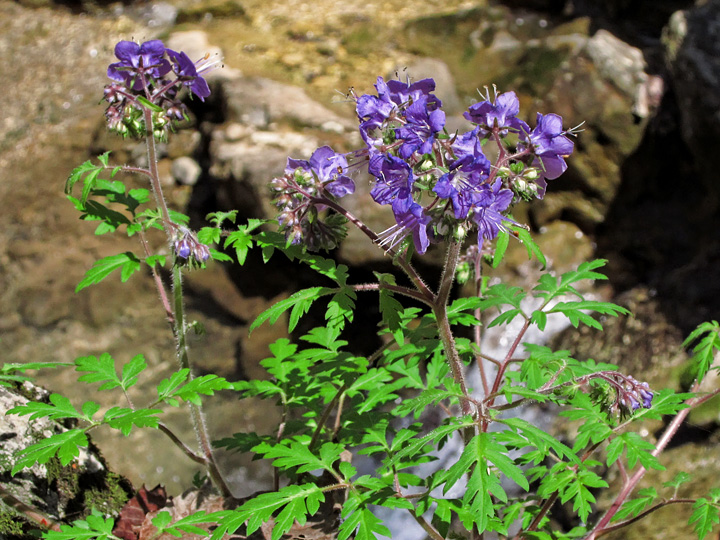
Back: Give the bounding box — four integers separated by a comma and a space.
12, 429, 88, 474
613, 487, 657, 521
249, 287, 334, 333
545, 300, 630, 330
210, 484, 324, 540
326, 286, 356, 333
65, 153, 111, 204
260, 440, 344, 475
8, 393, 95, 422
533, 260, 611, 305
152, 510, 226, 537
607, 432, 663, 470
74, 353, 146, 391
375, 272, 404, 342
76, 252, 141, 292
493, 229, 510, 268
664, 471, 692, 491
0, 362, 65, 387
197, 226, 222, 245
339, 491, 391, 540
508, 224, 546, 268
42, 511, 116, 540
538, 462, 608, 523
631, 388, 692, 420
157, 370, 231, 406
206, 210, 239, 227
690, 497, 720, 540
683, 321, 720, 385
103, 407, 162, 436
388, 417, 475, 468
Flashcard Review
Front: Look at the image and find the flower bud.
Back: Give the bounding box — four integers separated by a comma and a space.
456, 261, 472, 284
193, 243, 211, 262
453, 223, 467, 242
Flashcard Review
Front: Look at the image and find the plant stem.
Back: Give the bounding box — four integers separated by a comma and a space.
172, 265, 232, 498
473, 243, 490, 397
143, 109, 171, 227
143, 108, 231, 498
433, 239, 472, 417
584, 401, 694, 539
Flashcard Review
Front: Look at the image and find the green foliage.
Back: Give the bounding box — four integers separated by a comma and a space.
684, 320, 720, 385
156, 369, 232, 406
210, 484, 325, 540
0, 362, 65, 387
42, 127, 716, 540
612, 487, 657, 522
690, 490, 720, 540
151, 510, 227, 537
75, 353, 146, 391
75, 252, 141, 292
43, 511, 116, 540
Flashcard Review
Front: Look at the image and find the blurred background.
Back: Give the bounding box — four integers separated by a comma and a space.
1, 0, 719, 537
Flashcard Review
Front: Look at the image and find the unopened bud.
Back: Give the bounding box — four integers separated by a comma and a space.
456, 261, 472, 284
453, 224, 467, 242
193, 243, 211, 262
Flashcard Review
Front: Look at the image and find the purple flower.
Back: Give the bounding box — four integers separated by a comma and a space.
395, 96, 446, 159
525, 113, 574, 194
638, 383, 654, 409
166, 49, 212, 101
378, 202, 431, 254
464, 90, 529, 136
308, 146, 355, 198
356, 76, 442, 148
381, 77, 441, 110
370, 154, 415, 214
175, 237, 192, 259
472, 180, 514, 242
107, 40, 171, 91
434, 170, 486, 220
434, 130, 492, 219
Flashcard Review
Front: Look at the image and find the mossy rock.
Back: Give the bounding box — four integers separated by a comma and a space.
0, 382, 132, 538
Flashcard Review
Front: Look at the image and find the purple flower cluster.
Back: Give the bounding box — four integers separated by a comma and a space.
174, 228, 210, 264
103, 39, 217, 138
272, 146, 355, 250
271, 76, 576, 255
589, 371, 655, 414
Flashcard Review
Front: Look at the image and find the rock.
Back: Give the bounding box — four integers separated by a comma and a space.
220, 76, 355, 131
171, 157, 202, 186
0, 382, 132, 534
664, 0, 720, 210
392, 58, 462, 114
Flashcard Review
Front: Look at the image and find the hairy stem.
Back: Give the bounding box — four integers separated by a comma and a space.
172, 265, 232, 498
143, 109, 231, 498
433, 239, 472, 417
585, 401, 694, 539
473, 244, 490, 397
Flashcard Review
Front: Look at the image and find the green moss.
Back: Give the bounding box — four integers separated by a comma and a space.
83, 472, 130, 516
0, 510, 24, 535
46, 457, 80, 503
342, 24, 383, 56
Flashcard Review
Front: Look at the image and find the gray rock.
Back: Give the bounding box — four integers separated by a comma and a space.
171, 156, 202, 186
0, 382, 127, 530
221, 76, 355, 131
